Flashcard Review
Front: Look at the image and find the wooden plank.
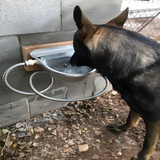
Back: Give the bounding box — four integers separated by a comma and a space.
22, 41, 73, 71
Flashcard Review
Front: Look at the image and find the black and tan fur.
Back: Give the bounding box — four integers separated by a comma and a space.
70, 6, 160, 160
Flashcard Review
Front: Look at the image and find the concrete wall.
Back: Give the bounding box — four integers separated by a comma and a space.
0, 0, 121, 127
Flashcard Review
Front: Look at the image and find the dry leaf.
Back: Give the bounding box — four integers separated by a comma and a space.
78, 144, 89, 152
19, 141, 32, 150
30, 128, 34, 134
13, 143, 17, 148
35, 134, 41, 139
23, 148, 32, 152
95, 130, 102, 136
33, 143, 41, 147
50, 120, 56, 124
51, 129, 57, 136
19, 152, 25, 158
5, 137, 12, 148
45, 144, 51, 148
64, 148, 70, 153
34, 127, 44, 133
43, 135, 53, 138
26, 132, 32, 136
2, 129, 9, 135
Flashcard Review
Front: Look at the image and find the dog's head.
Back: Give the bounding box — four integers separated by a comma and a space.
70, 6, 128, 67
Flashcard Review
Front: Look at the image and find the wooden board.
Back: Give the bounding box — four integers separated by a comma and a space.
22, 41, 73, 71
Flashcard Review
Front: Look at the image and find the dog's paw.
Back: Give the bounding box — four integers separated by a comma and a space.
107, 124, 126, 133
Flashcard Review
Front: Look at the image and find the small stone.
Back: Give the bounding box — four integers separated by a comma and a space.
75, 104, 79, 108
16, 122, 24, 128
18, 132, 26, 138
25, 124, 32, 129
11, 133, 16, 140
75, 127, 79, 130
78, 144, 89, 152
17, 128, 27, 132
109, 102, 114, 105
115, 114, 119, 117
117, 151, 122, 156
112, 90, 117, 95
48, 128, 52, 131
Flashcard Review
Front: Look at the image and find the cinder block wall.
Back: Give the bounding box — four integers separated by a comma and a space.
0, 0, 122, 127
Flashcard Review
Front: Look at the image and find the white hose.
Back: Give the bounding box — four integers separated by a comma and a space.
3, 61, 109, 101
29, 71, 109, 102
3, 62, 53, 95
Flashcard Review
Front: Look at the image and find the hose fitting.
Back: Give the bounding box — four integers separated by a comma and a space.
25, 59, 39, 66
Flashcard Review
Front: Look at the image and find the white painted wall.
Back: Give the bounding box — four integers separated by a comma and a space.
62, 0, 122, 30
0, 0, 61, 36
0, 0, 122, 36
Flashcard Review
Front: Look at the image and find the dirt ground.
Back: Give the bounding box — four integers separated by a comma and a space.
0, 90, 160, 160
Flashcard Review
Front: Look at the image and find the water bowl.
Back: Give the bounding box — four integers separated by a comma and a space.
30, 45, 96, 82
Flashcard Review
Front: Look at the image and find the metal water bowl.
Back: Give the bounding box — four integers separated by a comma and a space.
30, 45, 96, 82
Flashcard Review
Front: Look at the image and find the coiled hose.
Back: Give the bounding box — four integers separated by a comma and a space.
3, 60, 109, 101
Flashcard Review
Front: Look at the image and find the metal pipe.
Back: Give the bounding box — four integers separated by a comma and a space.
136, 11, 160, 32
128, 8, 160, 13
128, 16, 158, 19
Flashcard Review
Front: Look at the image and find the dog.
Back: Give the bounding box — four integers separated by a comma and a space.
70, 6, 160, 160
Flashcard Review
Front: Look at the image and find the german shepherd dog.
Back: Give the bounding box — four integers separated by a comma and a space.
70, 6, 160, 160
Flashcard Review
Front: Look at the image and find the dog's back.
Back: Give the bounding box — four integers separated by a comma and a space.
88, 25, 160, 121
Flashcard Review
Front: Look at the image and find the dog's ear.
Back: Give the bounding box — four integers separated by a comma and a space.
73, 6, 93, 30
106, 7, 129, 28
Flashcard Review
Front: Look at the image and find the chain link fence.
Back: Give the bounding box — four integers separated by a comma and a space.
121, 0, 160, 42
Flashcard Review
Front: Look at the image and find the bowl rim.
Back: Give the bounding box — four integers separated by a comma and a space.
37, 57, 96, 78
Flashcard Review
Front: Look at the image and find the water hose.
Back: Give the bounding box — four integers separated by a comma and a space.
3, 60, 53, 95
29, 71, 109, 102
3, 60, 109, 101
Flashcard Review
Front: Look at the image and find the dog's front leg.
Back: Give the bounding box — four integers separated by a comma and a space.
107, 109, 141, 133
131, 121, 160, 160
